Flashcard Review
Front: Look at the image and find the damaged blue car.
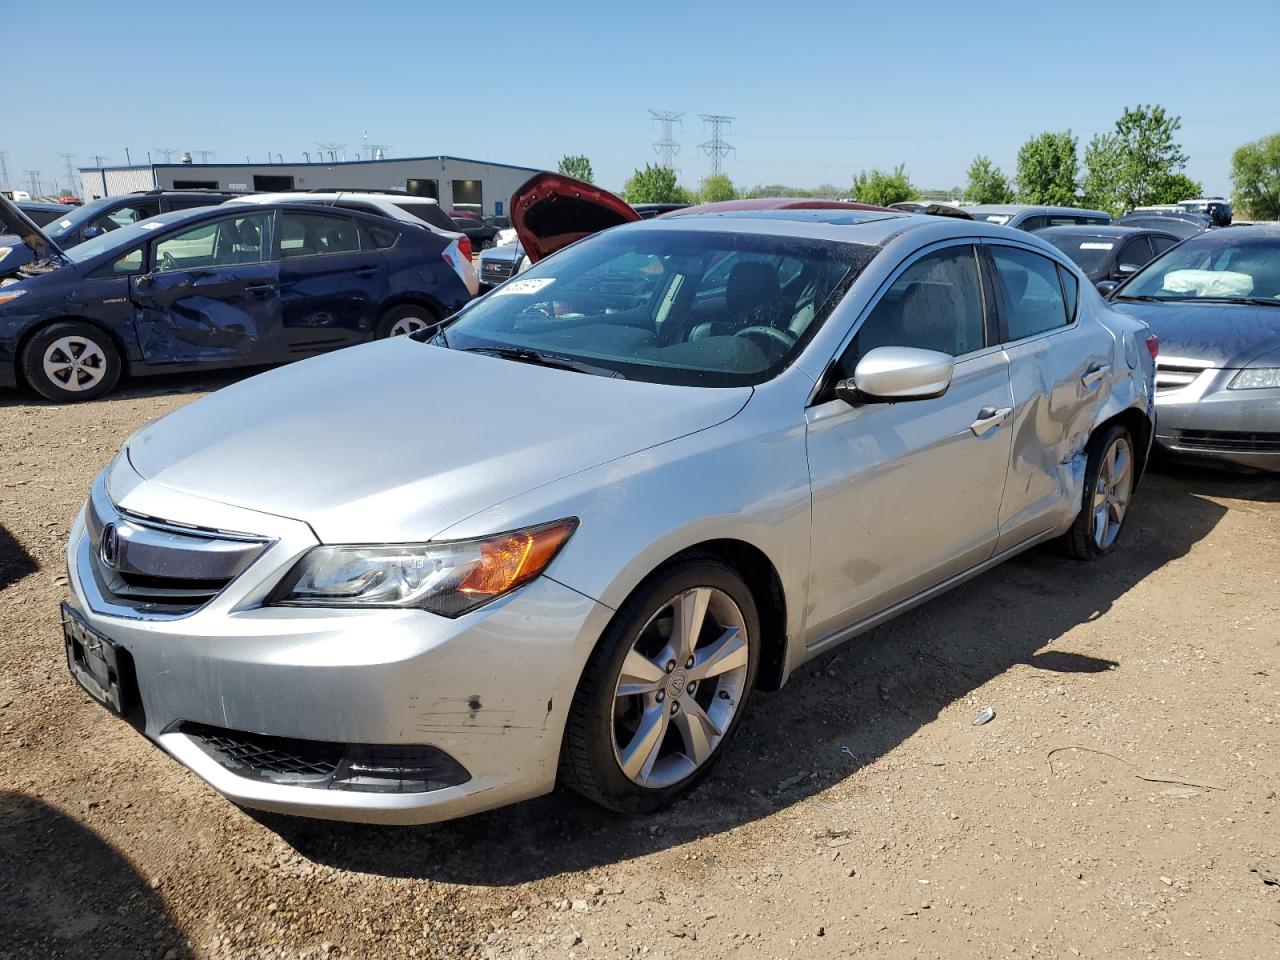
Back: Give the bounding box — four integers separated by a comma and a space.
0, 195, 471, 402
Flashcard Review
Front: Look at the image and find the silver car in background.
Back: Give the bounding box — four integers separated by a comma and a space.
1110, 225, 1280, 471
62, 205, 1156, 824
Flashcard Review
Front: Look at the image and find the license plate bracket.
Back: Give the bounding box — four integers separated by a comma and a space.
63, 602, 132, 715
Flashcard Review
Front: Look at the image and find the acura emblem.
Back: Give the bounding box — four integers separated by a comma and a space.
99, 523, 120, 568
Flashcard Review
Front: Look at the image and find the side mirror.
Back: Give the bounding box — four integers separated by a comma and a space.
1096, 279, 1120, 297
835, 346, 955, 404
134, 274, 153, 289
1117, 262, 1140, 275
81, 225, 102, 240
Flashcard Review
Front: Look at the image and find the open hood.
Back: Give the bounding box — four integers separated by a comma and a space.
510, 173, 641, 264
0, 193, 64, 262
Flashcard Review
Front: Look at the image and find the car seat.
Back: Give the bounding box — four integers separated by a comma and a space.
689, 261, 786, 340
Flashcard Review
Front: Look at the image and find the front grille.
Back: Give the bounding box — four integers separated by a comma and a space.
83, 476, 269, 616
1155, 361, 1210, 393
180, 722, 471, 793
1174, 429, 1280, 453
481, 260, 514, 283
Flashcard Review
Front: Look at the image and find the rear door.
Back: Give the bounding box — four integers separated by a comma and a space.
275, 209, 388, 352
129, 211, 281, 366
804, 242, 1015, 643
985, 242, 1114, 551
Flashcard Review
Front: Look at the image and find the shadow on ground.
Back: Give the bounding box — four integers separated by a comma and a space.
262, 468, 1230, 885
0, 366, 266, 409
0, 792, 192, 959
0, 525, 38, 591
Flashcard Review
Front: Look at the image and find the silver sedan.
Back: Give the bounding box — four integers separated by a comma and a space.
63, 208, 1156, 823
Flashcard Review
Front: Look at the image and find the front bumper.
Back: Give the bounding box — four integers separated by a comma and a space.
1154, 366, 1280, 471
65, 459, 613, 824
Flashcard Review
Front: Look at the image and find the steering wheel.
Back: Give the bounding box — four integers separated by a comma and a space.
160, 251, 177, 273
734, 325, 796, 358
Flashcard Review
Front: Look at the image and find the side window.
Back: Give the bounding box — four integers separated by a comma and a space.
278, 212, 362, 258
91, 202, 160, 234
990, 246, 1070, 340
843, 245, 986, 371
1057, 264, 1078, 322
362, 222, 399, 250
1117, 237, 1154, 268
87, 247, 144, 279
152, 213, 269, 273
1020, 216, 1046, 232
1150, 235, 1178, 255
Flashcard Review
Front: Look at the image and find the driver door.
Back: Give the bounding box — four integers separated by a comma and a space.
130, 212, 282, 366
803, 242, 1015, 645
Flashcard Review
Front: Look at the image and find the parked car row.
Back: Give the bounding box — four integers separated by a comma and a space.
58, 182, 1160, 826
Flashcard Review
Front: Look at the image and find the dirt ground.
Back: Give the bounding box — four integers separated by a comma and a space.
1, 370, 1277, 960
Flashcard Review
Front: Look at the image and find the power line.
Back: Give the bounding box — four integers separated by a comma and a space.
153, 147, 178, 162
699, 114, 735, 175
316, 142, 344, 162
649, 109, 684, 170
365, 142, 390, 160
58, 153, 77, 194
24, 170, 43, 196
192, 150, 216, 163
89, 154, 109, 168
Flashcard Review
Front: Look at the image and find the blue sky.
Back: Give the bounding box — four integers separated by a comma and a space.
5, 0, 1279, 197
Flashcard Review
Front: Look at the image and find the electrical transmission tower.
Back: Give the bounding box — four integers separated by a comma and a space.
649, 109, 683, 170
153, 147, 178, 162
89, 154, 109, 168
25, 170, 43, 196
698, 115, 735, 175
192, 150, 216, 163
316, 142, 344, 162
58, 153, 77, 193
0, 151, 10, 189
365, 142, 390, 160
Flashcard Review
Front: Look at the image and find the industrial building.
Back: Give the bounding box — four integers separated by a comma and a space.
77, 155, 546, 216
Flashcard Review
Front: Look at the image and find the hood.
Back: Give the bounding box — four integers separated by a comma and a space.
0, 193, 63, 264
511, 173, 640, 263
126, 338, 751, 543
1112, 299, 1280, 367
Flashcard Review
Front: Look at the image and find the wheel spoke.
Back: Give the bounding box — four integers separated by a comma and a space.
672, 698, 720, 766
1112, 445, 1131, 490
686, 626, 748, 681
619, 703, 669, 781
1093, 504, 1109, 545
671, 587, 711, 661
617, 648, 667, 697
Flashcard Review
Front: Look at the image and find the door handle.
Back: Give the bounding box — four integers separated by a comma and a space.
355, 266, 377, 277
245, 281, 276, 295
969, 406, 1012, 437
1081, 363, 1110, 388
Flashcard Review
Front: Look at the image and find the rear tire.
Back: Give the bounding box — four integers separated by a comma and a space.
561, 557, 760, 814
376, 304, 439, 339
21, 321, 122, 403
1062, 423, 1135, 560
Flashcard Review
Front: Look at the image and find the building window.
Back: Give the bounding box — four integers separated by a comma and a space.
406, 179, 439, 199
253, 174, 295, 192
172, 179, 220, 190
452, 179, 482, 212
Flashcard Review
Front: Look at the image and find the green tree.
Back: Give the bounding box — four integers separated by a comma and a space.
556, 154, 594, 183
1082, 105, 1192, 214
850, 164, 918, 206
698, 173, 736, 203
963, 155, 1015, 204
1231, 133, 1280, 220
1152, 172, 1203, 205
1016, 131, 1079, 206
621, 164, 693, 204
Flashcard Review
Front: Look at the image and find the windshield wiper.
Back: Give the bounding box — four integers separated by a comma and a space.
1192, 296, 1280, 307
462, 346, 625, 379
1113, 294, 1175, 302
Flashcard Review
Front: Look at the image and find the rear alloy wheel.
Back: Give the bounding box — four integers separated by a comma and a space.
562, 558, 760, 813
376, 305, 438, 339
1063, 424, 1135, 559
22, 321, 122, 402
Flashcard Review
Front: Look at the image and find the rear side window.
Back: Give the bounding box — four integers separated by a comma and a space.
279, 212, 362, 257
391, 201, 456, 232
990, 246, 1070, 340
845, 244, 987, 368
1150, 235, 1178, 255
1118, 236, 1154, 268
363, 222, 399, 249
1057, 264, 1078, 322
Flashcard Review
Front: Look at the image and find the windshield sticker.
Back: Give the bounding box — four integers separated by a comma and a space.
1079, 242, 1114, 250
59, 219, 72, 229
139, 222, 164, 231
491, 277, 555, 297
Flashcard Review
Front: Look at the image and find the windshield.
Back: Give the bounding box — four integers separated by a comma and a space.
60, 218, 165, 264
970, 212, 1012, 225
438, 227, 873, 386
1119, 234, 1280, 301
43, 196, 125, 241
1043, 235, 1115, 273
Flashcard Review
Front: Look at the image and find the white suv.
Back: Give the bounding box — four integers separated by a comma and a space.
228, 191, 478, 296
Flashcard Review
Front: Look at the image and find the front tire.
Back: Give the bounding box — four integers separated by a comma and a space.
21, 321, 122, 402
1062, 423, 1135, 560
376, 304, 439, 339
561, 557, 760, 814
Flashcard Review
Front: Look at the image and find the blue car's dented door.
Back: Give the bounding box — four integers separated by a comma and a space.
129, 211, 282, 366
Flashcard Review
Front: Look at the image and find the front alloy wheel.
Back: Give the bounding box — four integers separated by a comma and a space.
562, 558, 760, 813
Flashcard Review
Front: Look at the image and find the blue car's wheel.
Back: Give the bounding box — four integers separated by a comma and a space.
22, 321, 122, 403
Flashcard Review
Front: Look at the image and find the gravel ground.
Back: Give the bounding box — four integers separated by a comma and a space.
1, 370, 1277, 960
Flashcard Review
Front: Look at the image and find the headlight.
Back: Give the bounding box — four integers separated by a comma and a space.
268, 519, 577, 617
0, 288, 26, 305
0, 245, 12, 262
1229, 367, 1280, 390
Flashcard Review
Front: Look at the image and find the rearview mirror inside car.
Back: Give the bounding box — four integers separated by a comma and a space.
836, 346, 955, 404
81, 226, 102, 240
